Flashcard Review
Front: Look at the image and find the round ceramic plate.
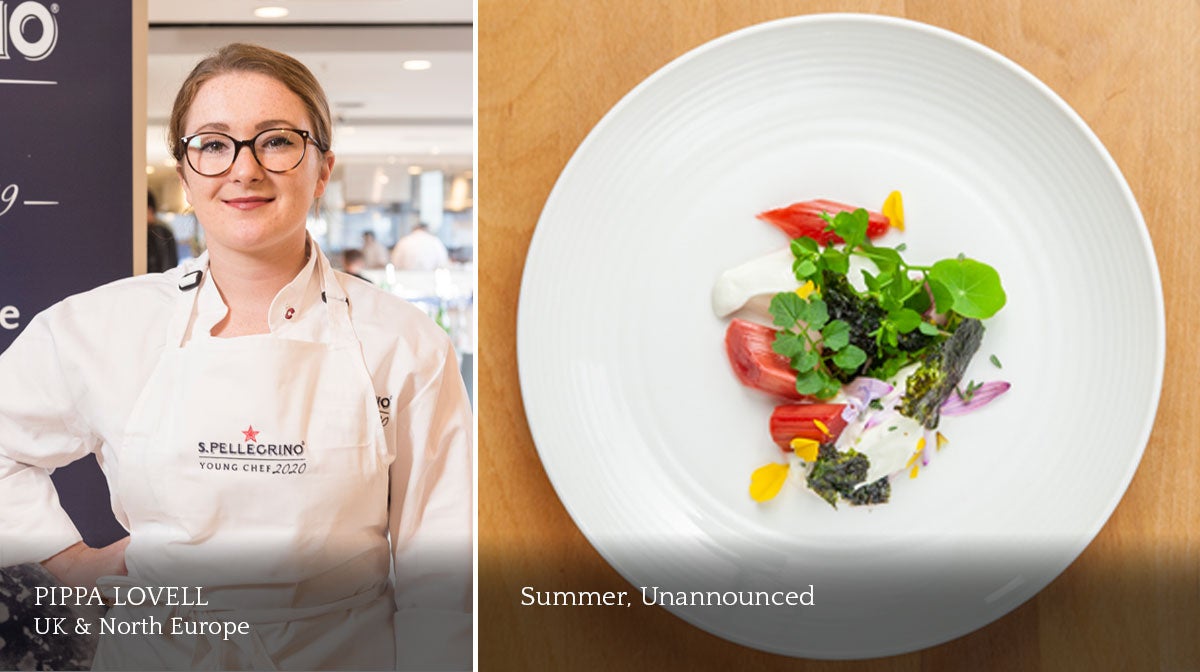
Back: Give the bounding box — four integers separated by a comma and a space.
516, 14, 1163, 659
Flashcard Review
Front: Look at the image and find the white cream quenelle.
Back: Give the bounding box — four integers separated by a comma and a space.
711, 247, 879, 321
710, 248, 799, 319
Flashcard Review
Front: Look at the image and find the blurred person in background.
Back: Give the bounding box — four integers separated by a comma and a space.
360, 230, 389, 268
343, 248, 371, 283
390, 222, 449, 271
146, 192, 178, 273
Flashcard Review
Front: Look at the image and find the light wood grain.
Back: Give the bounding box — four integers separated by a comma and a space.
478, 1, 1200, 669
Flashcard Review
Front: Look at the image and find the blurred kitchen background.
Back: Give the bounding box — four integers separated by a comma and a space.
146, 0, 474, 394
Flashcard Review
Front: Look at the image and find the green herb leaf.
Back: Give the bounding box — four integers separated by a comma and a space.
928, 258, 1007, 319
859, 245, 902, 275
805, 298, 829, 330
830, 209, 869, 249
833, 344, 868, 371
795, 258, 818, 279
769, 292, 806, 328
821, 319, 851, 351
772, 331, 807, 358
791, 237, 819, 256
862, 271, 880, 293
795, 370, 827, 395
917, 321, 940, 336
792, 349, 820, 372
822, 248, 850, 276
890, 308, 923, 334
990, 354, 1003, 369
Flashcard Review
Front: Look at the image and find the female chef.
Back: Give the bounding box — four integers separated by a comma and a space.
0, 43, 471, 670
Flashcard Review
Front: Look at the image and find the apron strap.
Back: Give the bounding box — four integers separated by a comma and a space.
315, 251, 359, 346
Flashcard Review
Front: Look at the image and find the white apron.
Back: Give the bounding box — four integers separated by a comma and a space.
93, 253, 396, 670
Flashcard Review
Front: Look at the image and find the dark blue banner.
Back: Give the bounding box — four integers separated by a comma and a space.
0, 0, 134, 353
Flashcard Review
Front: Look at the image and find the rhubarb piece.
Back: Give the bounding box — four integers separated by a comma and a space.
769, 403, 848, 450
724, 318, 805, 400
757, 199, 891, 245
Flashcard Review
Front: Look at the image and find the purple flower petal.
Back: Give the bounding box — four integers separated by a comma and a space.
841, 377, 894, 421
940, 381, 1011, 416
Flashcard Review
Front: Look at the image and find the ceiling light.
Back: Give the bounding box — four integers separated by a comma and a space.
254, 6, 289, 19
402, 60, 432, 71
146, 166, 156, 175
408, 166, 422, 175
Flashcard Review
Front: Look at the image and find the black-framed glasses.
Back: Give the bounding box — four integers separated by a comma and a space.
179, 128, 327, 177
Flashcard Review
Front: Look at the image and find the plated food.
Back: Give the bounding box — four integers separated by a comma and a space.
712, 193, 1010, 506
518, 14, 1161, 658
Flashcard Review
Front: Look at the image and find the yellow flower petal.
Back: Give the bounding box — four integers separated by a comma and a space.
789, 437, 820, 462
883, 190, 905, 231
796, 280, 816, 299
812, 419, 830, 437
936, 432, 949, 451
909, 464, 920, 479
750, 463, 790, 502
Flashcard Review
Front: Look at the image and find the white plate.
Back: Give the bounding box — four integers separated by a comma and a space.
517, 14, 1163, 659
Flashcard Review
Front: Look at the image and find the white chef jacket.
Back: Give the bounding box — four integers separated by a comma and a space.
390, 229, 450, 271
0, 244, 472, 670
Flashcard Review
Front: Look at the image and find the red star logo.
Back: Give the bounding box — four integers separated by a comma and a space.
242, 425, 260, 442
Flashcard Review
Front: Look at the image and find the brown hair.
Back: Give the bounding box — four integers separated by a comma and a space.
167, 43, 333, 161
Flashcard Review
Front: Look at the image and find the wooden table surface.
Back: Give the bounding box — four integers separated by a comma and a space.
477, 2, 1199, 669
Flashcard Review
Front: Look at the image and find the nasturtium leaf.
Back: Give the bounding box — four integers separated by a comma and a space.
769, 292, 806, 328
749, 462, 790, 502
926, 277, 954, 314
821, 319, 851, 351
928, 258, 1007, 319
917, 321, 940, 336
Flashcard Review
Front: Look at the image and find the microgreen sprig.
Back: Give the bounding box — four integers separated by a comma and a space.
768, 293, 867, 399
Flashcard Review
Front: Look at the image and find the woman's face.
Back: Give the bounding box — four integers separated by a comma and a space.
177, 71, 334, 258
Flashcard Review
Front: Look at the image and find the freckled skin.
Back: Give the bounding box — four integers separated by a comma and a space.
177, 72, 334, 261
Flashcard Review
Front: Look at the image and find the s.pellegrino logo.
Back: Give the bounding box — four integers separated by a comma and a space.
0, 1, 60, 62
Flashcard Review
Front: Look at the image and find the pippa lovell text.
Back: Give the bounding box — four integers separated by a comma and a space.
36, 586, 209, 607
